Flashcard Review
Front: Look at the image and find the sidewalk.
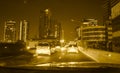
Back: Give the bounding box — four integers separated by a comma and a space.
78, 47, 120, 64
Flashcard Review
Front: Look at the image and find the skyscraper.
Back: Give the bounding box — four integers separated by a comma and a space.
4, 20, 16, 42
39, 9, 61, 40
111, 0, 120, 52
39, 9, 51, 39
19, 20, 29, 42
103, 0, 120, 52
103, 0, 111, 25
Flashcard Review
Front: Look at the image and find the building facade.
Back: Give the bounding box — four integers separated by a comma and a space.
39, 9, 61, 45
39, 9, 51, 39
103, 0, 120, 52
103, 0, 111, 25
111, 0, 120, 52
19, 20, 29, 42
76, 19, 112, 51
4, 20, 16, 42
82, 26, 112, 50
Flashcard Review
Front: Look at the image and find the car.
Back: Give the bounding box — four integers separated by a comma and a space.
35, 42, 51, 56
66, 44, 79, 53
61, 47, 66, 52
54, 45, 61, 52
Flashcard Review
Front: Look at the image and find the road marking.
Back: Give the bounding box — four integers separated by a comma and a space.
78, 48, 99, 62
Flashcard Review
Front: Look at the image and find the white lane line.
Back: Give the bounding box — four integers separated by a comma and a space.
78, 48, 99, 62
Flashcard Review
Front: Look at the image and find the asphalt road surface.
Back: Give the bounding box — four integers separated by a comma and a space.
0, 49, 96, 66
30, 51, 95, 64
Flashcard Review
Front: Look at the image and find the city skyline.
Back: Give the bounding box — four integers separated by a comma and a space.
0, 0, 103, 41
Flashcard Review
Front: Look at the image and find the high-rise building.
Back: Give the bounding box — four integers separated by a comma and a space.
81, 19, 98, 40
76, 19, 112, 50
4, 20, 16, 42
19, 20, 29, 42
103, 0, 120, 24
39, 9, 61, 42
111, 0, 120, 52
103, 0, 120, 52
82, 26, 112, 50
103, 0, 111, 25
39, 9, 51, 39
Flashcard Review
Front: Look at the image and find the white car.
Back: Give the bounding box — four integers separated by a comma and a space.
66, 45, 79, 53
35, 43, 51, 56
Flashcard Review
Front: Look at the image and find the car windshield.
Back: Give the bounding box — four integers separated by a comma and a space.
1, 0, 120, 72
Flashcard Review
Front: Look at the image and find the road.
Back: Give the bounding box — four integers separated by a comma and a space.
0, 48, 96, 66
29, 52, 95, 65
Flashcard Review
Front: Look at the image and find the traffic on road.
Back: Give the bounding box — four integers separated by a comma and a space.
1, 0, 120, 73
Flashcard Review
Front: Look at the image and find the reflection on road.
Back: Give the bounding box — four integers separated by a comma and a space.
0, 47, 96, 66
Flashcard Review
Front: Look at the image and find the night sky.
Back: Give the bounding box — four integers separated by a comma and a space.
0, 0, 103, 41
